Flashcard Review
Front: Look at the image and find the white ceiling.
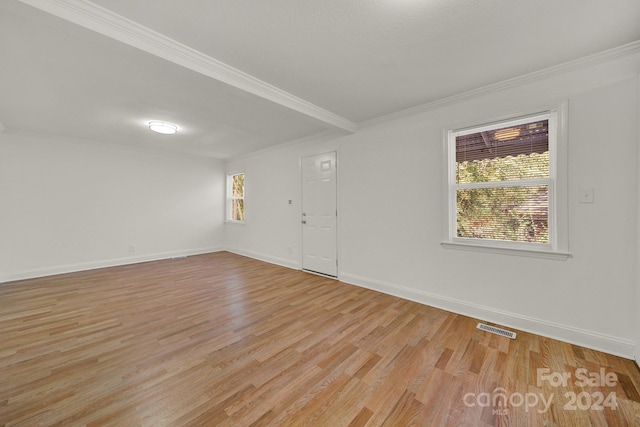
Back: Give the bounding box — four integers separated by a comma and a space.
1, 0, 639, 159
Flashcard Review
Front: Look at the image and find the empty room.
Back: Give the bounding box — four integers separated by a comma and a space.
1, 0, 640, 425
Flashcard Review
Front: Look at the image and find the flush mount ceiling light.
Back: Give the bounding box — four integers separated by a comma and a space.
148, 121, 178, 135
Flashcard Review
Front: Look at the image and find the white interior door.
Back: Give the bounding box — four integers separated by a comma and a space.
301, 152, 337, 277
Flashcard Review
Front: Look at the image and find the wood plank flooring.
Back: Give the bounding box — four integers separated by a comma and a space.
1, 252, 639, 426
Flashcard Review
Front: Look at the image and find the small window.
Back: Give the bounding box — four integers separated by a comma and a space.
447, 112, 558, 251
227, 173, 245, 222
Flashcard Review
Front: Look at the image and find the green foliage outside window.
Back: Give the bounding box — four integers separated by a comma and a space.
231, 173, 245, 221
456, 152, 549, 243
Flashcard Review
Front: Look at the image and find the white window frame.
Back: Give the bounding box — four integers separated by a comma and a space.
226, 172, 245, 223
442, 104, 570, 260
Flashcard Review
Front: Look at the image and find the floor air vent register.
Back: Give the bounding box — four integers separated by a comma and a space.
477, 323, 517, 339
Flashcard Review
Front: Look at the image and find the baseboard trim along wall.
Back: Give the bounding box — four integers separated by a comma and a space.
340, 272, 636, 360
224, 248, 300, 271
0, 246, 224, 284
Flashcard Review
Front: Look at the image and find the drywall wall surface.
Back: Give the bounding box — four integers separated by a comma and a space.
338, 76, 637, 357
0, 133, 225, 282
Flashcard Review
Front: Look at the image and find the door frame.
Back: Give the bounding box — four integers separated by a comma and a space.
299, 150, 339, 278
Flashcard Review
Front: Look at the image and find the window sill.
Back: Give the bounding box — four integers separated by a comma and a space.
441, 242, 571, 260
225, 220, 245, 225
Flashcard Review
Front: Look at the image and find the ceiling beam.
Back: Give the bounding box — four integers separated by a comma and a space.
17, 0, 358, 134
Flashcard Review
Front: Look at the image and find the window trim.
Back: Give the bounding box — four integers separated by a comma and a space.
442, 103, 570, 259
226, 172, 245, 223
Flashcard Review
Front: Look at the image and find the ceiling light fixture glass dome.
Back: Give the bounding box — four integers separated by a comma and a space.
148, 121, 178, 135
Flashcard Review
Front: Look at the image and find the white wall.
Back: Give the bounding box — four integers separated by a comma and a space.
0, 132, 225, 282
226, 54, 640, 358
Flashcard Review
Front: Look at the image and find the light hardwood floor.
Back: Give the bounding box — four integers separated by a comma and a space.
1, 252, 639, 426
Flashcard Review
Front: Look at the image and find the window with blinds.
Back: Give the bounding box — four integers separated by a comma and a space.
448, 112, 556, 249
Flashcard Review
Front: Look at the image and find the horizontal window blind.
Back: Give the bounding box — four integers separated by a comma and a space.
456, 186, 549, 243
456, 120, 548, 164
452, 117, 551, 245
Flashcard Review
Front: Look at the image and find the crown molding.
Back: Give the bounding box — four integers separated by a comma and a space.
361, 40, 640, 128
17, 0, 357, 134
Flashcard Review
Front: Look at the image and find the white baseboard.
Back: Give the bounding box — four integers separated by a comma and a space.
225, 247, 300, 271
340, 272, 635, 360
0, 246, 224, 284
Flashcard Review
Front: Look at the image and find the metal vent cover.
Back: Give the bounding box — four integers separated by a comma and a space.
477, 323, 517, 339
